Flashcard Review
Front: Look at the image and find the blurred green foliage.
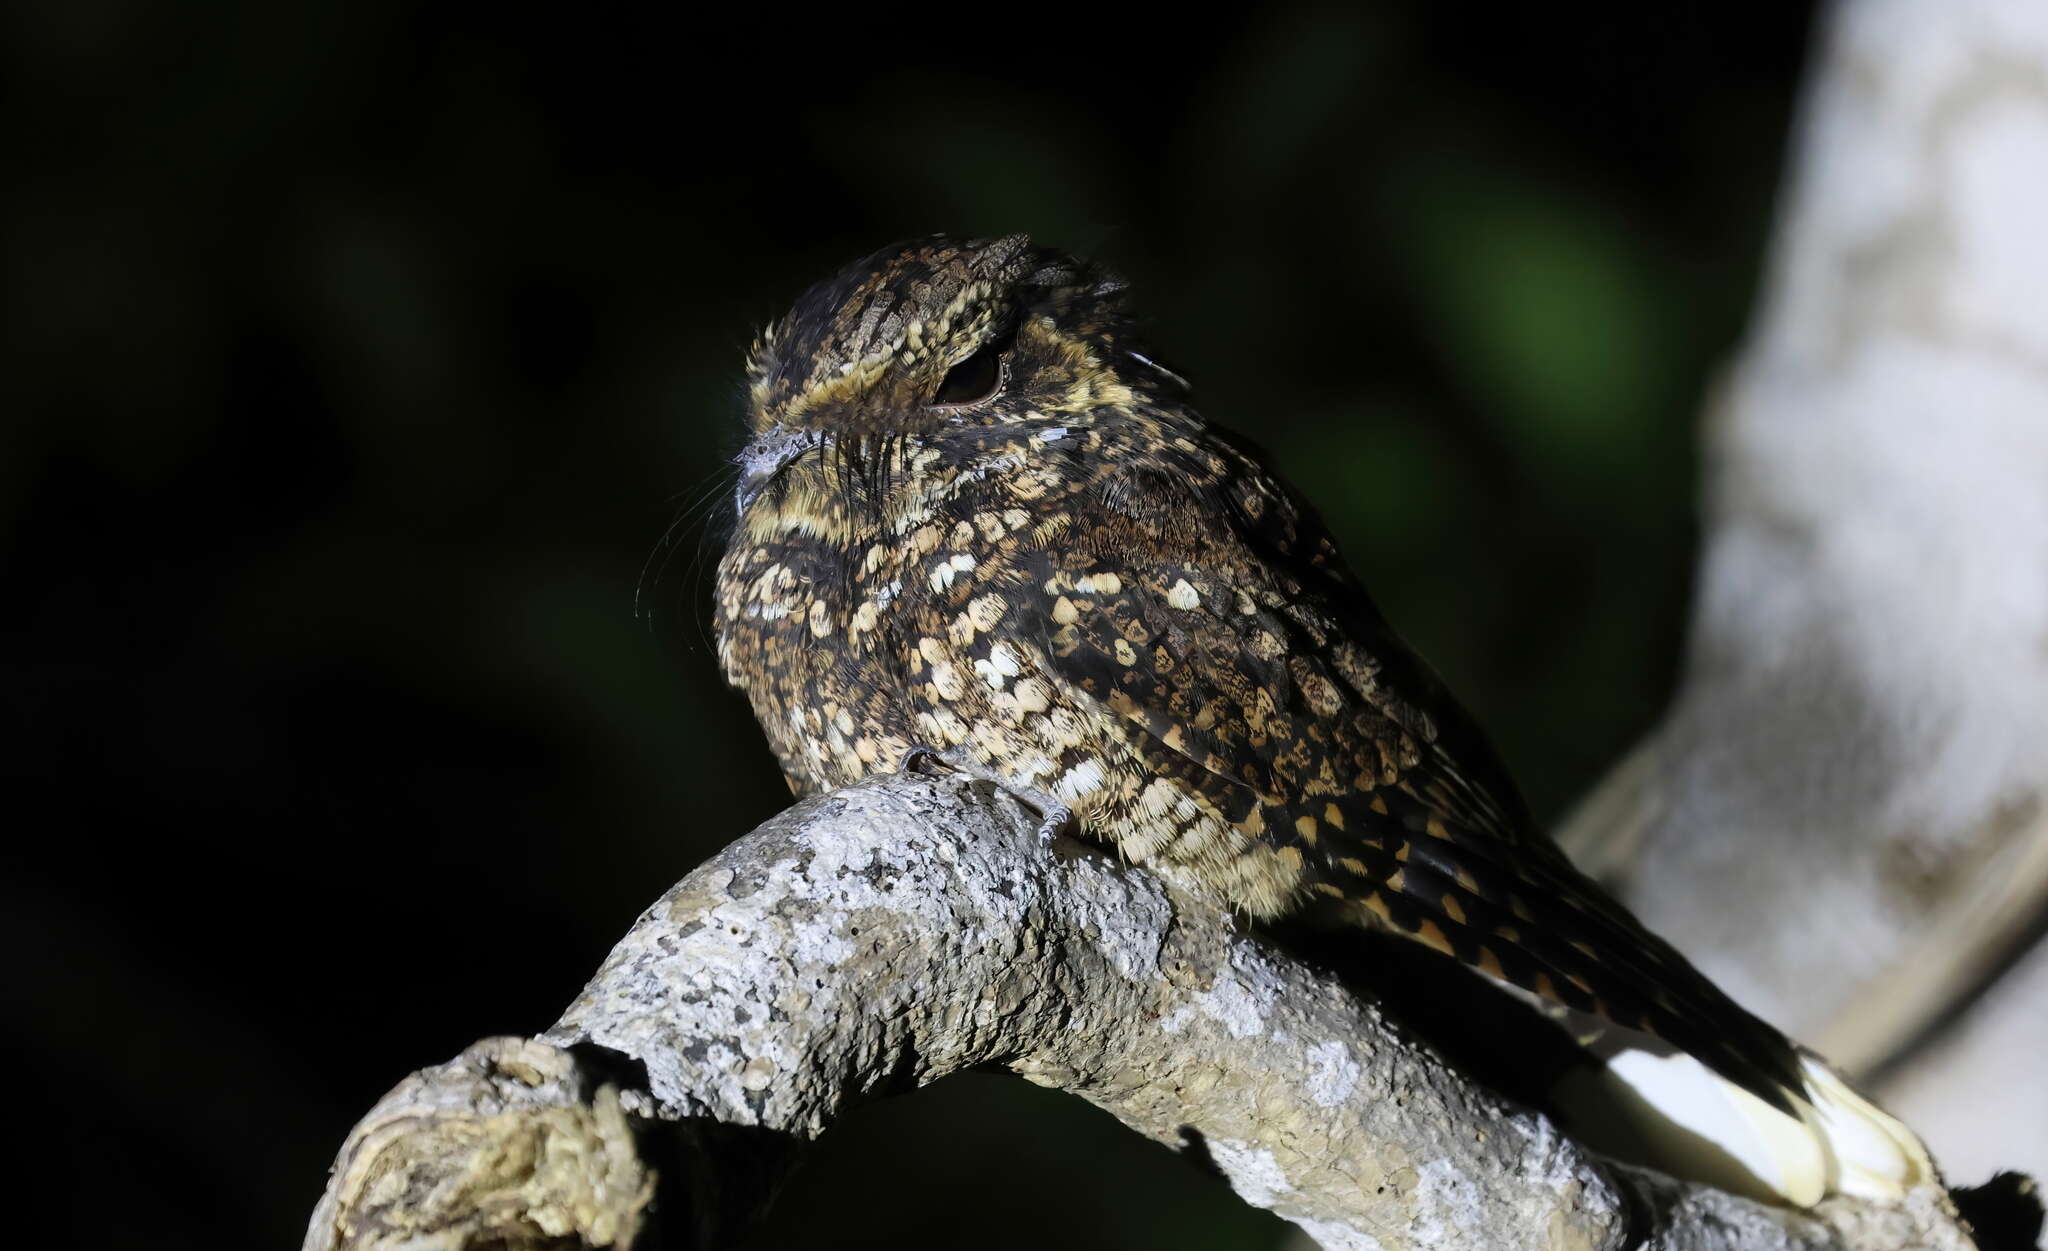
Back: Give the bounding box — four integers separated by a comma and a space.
1, 2, 1810, 1247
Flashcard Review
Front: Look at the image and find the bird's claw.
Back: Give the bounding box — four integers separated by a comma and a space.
1035, 803, 1077, 842
898, 743, 950, 776
894, 744, 1076, 841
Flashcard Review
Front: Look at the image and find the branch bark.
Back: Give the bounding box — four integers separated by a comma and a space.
304, 771, 1975, 1251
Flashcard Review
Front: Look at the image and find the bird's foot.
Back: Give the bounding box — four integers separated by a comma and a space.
893, 744, 1076, 841
897, 743, 949, 776
1031, 800, 1079, 843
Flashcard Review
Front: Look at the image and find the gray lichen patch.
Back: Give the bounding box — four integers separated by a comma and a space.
1306, 1041, 1363, 1108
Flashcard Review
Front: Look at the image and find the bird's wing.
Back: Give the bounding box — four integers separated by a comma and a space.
1027, 458, 1803, 1106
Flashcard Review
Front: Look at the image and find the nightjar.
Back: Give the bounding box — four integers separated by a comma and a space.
710, 234, 1927, 1204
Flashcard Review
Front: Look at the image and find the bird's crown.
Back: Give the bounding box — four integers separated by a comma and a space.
743, 234, 1124, 435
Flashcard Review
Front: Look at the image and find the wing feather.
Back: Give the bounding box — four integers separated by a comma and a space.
1028, 461, 1803, 1106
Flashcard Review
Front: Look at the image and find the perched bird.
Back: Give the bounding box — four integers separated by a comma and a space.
712, 234, 1930, 1205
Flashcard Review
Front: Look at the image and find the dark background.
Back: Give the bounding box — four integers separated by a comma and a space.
4, 3, 1814, 1247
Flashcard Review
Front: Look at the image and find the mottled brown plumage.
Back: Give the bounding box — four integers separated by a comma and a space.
713, 234, 1802, 1109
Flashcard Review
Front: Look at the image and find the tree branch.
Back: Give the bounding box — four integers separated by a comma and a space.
303, 771, 1976, 1251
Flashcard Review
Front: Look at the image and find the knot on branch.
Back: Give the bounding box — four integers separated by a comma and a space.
307, 1037, 653, 1251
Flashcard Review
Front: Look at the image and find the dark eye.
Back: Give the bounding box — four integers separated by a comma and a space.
931, 344, 1005, 408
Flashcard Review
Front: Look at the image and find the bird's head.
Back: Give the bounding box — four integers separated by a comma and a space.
733, 235, 1182, 544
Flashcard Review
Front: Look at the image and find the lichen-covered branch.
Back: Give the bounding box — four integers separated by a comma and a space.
304, 771, 1975, 1251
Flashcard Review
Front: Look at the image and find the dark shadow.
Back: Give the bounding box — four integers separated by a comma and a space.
1255, 918, 1766, 1202
1176, 1125, 1227, 1185
1952, 1172, 2046, 1251
571, 1041, 809, 1250
1258, 918, 1592, 1116
737, 1071, 1292, 1249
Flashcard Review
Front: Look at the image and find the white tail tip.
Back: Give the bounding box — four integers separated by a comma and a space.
1796, 1051, 1934, 1200
1560, 1041, 1934, 1206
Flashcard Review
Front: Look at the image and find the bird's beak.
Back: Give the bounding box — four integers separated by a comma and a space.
735, 427, 824, 515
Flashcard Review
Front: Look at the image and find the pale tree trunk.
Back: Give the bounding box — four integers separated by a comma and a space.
1560, 0, 2048, 1190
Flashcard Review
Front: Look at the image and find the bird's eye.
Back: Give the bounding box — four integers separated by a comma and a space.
931, 344, 1005, 408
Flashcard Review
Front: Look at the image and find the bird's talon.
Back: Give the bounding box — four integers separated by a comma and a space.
898, 744, 950, 776
1036, 804, 1076, 841
897, 746, 1074, 840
